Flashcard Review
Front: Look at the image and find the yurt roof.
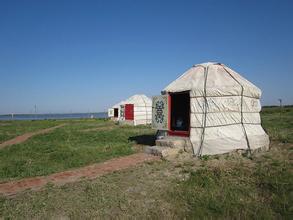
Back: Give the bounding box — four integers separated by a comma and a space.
112, 100, 126, 108
163, 62, 261, 98
124, 94, 152, 106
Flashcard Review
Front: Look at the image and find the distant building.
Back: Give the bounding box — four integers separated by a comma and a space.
108, 94, 152, 126
108, 100, 125, 121
119, 94, 152, 126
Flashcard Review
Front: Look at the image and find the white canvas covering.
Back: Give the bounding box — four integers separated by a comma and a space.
122, 94, 152, 125
163, 62, 269, 155
108, 108, 114, 117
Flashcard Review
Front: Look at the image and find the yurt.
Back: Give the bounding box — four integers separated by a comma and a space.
152, 62, 269, 156
119, 94, 152, 125
108, 100, 125, 120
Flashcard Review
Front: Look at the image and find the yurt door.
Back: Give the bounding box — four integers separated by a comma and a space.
125, 104, 134, 120
169, 92, 190, 136
114, 108, 119, 118
152, 95, 169, 130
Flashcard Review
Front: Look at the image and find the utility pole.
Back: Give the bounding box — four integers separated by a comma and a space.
278, 99, 282, 107
34, 104, 37, 119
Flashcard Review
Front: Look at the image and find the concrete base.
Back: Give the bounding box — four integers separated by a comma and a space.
156, 136, 193, 152
145, 136, 193, 158
145, 146, 182, 158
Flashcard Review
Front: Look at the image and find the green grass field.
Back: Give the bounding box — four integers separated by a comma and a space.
261, 106, 293, 143
0, 107, 292, 219
0, 119, 155, 181
0, 120, 61, 144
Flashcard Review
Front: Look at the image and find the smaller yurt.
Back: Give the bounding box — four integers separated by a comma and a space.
119, 94, 152, 125
152, 62, 270, 156
108, 100, 125, 121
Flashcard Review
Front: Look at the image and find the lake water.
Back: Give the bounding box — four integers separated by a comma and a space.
0, 112, 108, 121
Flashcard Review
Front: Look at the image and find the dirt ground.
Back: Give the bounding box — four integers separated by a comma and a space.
0, 153, 159, 197
0, 124, 65, 149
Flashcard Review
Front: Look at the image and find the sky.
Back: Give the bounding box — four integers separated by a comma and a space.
0, 0, 292, 114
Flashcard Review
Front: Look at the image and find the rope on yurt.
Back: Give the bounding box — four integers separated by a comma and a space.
196, 65, 209, 157
221, 64, 252, 157
142, 96, 148, 125
190, 92, 196, 155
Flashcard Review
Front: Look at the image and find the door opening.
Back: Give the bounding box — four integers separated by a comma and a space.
169, 92, 190, 136
114, 108, 119, 118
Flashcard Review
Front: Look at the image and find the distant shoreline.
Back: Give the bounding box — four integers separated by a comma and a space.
262, 105, 293, 108
0, 112, 108, 121
0, 112, 107, 116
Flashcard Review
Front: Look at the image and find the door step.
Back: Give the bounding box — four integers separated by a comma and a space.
156, 136, 192, 151
146, 136, 193, 158
145, 146, 182, 158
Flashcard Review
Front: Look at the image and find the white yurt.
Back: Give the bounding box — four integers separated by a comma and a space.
152, 62, 269, 155
120, 94, 152, 126
108, 100, 125, 120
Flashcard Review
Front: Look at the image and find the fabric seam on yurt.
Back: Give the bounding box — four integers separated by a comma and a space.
142, 96, 148, 123
190, 95, 259, 99
196, 65, 209, 156
191, 122, 261, 128
221, 64, 252, 155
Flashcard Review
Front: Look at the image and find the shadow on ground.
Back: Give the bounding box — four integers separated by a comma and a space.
129, 135, 156, 146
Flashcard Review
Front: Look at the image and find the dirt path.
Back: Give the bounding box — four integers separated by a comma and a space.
0, 153, 159, 197
0, 124, 65, 149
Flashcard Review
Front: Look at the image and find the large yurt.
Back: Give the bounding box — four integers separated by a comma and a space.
152, 62, 269, 156
120, 94, 152, 126
108, 100, 125, 120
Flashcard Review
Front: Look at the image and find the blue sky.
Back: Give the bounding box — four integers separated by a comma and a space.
0, 0, 292, 114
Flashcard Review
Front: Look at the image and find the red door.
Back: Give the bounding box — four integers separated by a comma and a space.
125, 104, 134, 120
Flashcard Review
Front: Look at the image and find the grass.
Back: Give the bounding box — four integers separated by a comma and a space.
0, 119, 155, 181
0, 107, 292, 218
261, 106, 293, 143
0, 144, 291, 219
167, 106, 293, 219
170, 147, 292, 219
0, 120, 61, 143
